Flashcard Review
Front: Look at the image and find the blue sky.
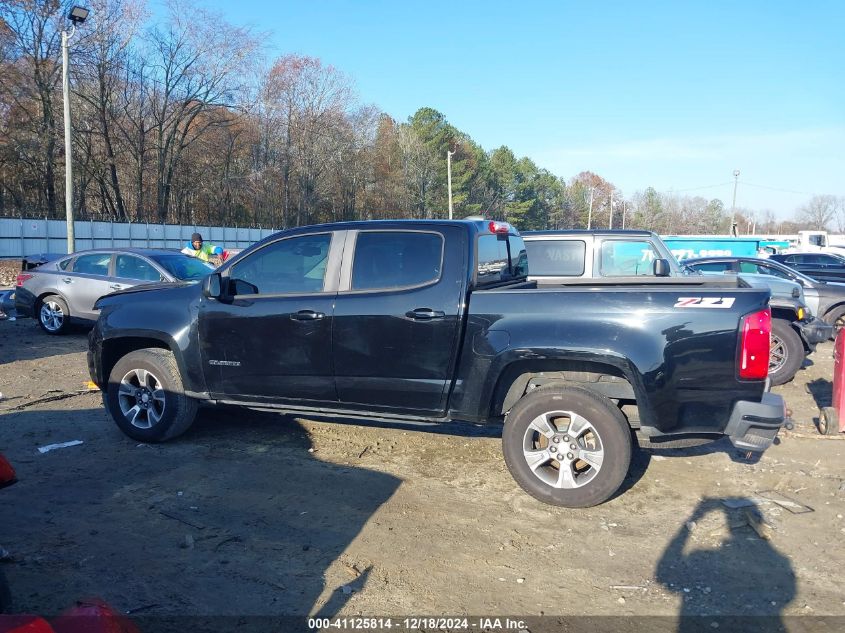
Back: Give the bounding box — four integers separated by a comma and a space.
173, 0, 844, 219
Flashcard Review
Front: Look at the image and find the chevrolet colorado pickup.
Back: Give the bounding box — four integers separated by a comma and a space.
88, 220, 787, 507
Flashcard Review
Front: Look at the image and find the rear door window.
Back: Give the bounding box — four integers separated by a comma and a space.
72, 253, 111, 276
351, 231, 443, 291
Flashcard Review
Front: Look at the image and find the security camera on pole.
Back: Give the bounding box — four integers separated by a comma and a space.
62, 5, 90, 254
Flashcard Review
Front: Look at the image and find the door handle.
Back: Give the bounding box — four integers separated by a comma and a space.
290, 309, 325, 321
62, 277, 73, 283
109, 284, 122, 290
405, 308, 446, 320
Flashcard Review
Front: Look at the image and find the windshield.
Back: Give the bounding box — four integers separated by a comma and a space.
151, 254, 215, 281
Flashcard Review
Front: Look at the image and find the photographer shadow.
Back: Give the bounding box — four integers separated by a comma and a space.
656, 497, 795, 632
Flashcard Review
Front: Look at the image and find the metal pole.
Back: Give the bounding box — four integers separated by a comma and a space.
608, 192, 614, 229
730, 169, 740, 236
622, 201, 626, 230
587, 188, 594, 229
62, 27, 76, 253
447, 150, 455, 220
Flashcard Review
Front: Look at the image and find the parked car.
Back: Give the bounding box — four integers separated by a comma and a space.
89, 220, 787, 508
682, 256, 845, 333
769, 252, 845, 283
725, 272, 831, 384
15, 248, 214, 334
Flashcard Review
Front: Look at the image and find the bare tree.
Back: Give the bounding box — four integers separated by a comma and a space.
0, 0, 65, 216
800, 194, 837, 231
143, 0, 257, 221
72, 0, 146, 220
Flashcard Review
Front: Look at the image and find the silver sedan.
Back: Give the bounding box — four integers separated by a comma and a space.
14, 248, 213, 334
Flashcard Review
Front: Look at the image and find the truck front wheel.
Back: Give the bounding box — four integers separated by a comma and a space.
105, 348, 198, 442
502, 385, 632, 508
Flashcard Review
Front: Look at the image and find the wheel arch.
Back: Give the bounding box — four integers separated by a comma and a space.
101, 335, 184, 392
491, 357, 646, 428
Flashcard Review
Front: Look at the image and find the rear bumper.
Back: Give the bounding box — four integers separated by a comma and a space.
797, 316, 834, 348
724, 391, 787, 452
13, 287, 35, 318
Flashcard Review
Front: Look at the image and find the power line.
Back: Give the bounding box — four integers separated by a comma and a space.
662, 181, 734, 194
739, 181, 816, 196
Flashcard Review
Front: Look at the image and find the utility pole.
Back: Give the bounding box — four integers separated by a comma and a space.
622, 201, 626, 229
730, 169, 740, 237
62, 27, 75, 253
61, 6, 90, 253
608, 192, 614, 229
587, 187, 594, 229
447, 150, 455, 220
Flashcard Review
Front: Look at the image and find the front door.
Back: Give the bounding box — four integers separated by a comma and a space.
332, 228, 465, 415
198, 231, 340, 404
66, 252, 118, 320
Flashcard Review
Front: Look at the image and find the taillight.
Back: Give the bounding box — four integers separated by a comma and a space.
488, 221, 510, 234
0, 453, 17, 489
739, 308, 771, 380
16, 273, 33, 287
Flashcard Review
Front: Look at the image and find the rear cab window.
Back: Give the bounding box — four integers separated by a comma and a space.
476, 233, 528, 285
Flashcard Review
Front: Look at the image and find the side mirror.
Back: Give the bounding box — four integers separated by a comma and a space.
653, 258, 671, 277
205, 272, 224, 299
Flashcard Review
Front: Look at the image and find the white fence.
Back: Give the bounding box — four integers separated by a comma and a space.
0, 217, 279, 257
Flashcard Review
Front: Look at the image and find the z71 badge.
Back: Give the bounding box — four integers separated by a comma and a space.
674, 297, 736, 308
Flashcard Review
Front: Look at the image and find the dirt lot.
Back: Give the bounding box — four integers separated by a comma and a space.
0, 316, 844, 630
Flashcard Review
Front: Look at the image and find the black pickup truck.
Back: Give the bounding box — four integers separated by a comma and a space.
88, 220, 787, 507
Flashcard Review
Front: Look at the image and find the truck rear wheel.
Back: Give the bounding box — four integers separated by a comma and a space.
502, 385, 632, 508
769, 319, 804, 386
105, 348, 198, 442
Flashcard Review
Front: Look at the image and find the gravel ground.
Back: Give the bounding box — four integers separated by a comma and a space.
0, 317, 843, 630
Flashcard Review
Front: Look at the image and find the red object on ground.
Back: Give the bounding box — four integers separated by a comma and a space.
0, 454, 16, 490
50, 600, 140, 633
0, 616, 54, 633
832, 332, 845, 433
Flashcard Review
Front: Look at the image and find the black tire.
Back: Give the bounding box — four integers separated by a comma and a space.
824, 306, 845, 339
769, 319, 804, 386
105, 348, 198, 442
819, 406, 840, 435
502, 385, 632, 508
37, 294, 70, 335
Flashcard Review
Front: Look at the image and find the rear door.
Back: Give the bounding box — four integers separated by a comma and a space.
332, 227, 466, 415
198, 231, 341, 404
